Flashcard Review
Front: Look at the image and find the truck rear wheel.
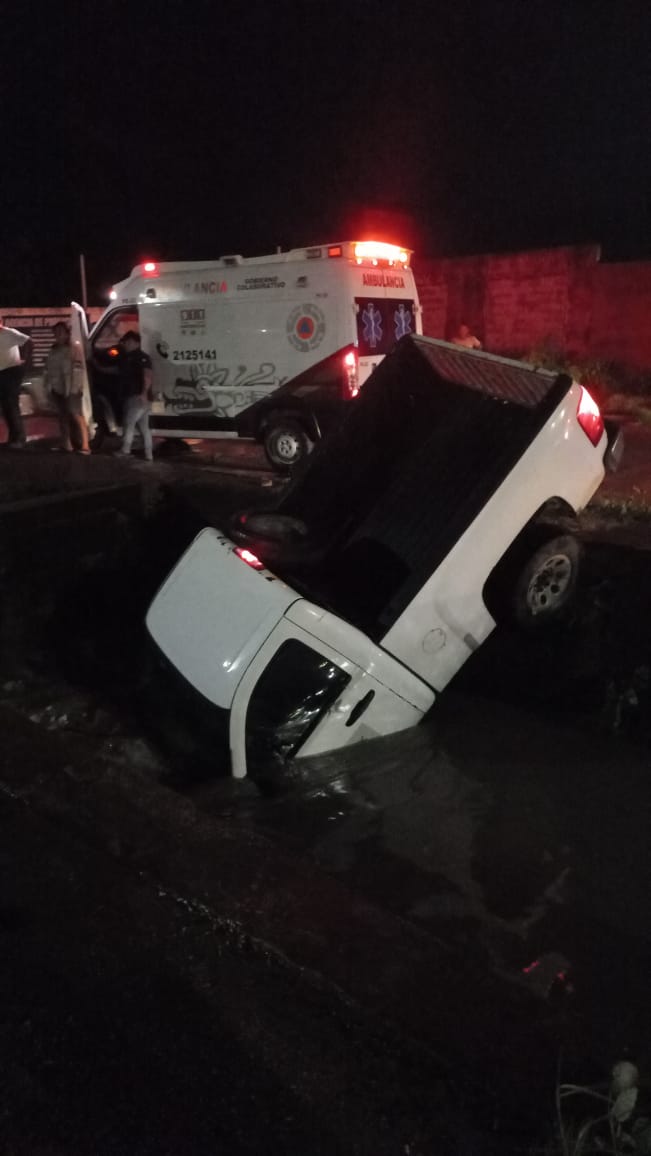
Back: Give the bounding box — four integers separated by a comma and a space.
484, 532, 582, 630
512, 534, 581, 628
263, 418, 313, 472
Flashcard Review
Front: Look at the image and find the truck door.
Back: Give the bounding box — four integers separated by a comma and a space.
70, 301, 95, 433
86, 305, 140, 430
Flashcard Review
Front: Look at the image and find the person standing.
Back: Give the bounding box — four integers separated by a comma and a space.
0, 319, 31, 448
450, 323, 482, 350
43, 322, 90, 454
115, 330, 154, 461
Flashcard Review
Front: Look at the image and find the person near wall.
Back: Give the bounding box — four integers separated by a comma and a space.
0, 319, 31, 448
114, 330, 154, 461
450, 323, 482, 350
43, 322, 91, 454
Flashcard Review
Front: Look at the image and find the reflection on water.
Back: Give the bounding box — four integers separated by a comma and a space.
217, 691, 651, 1067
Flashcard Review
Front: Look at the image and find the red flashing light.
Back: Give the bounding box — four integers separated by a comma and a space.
353, 241, 410, 266
108, 346, 120, 358
328, 245, 343, 258
143, 261, 158, 278
577, 386, 604, 447
235, 547, 264, 570
343, 348, 358, 398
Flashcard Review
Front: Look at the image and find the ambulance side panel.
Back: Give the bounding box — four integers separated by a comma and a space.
140, 270, 348, 428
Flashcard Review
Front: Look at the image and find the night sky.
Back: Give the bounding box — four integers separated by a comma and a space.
3, 0, 650, 303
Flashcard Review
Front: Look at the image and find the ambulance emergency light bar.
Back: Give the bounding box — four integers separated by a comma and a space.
314, 242, 412, 266
352, 241, 410, 266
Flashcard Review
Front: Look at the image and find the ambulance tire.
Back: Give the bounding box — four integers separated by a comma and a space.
263, 418, 313, 472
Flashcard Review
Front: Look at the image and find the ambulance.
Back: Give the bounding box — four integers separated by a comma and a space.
75, 240, 422, 469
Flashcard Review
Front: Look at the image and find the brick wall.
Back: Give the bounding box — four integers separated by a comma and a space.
415, 245, 651, 374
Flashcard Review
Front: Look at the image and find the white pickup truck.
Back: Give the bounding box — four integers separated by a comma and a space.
145, 335, 622, 780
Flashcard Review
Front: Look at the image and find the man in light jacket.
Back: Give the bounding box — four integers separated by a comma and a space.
44, 322, 90, 454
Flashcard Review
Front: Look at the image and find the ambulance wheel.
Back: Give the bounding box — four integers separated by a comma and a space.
263, 419, 313, 472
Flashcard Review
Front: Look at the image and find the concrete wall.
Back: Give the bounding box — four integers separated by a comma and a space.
415, 245, 651, 374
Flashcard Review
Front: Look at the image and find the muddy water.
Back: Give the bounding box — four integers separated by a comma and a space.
207, 695, 651, 1079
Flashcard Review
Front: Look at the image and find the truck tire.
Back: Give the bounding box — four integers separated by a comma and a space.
263, 418, 313, 472
512, 534, 581, 629
484, 531, 582, 630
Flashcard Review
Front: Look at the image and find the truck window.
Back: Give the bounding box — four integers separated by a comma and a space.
245, 640, 350, 772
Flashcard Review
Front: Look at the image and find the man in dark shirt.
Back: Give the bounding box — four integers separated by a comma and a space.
115, 330, 154, 461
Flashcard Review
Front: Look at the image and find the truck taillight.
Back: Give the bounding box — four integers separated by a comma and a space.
235, 547, 264, 570
344, 349, 359, 397
577, 386, 604, 446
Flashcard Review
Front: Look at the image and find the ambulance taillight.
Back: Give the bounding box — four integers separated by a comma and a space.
344, 349, 359, 398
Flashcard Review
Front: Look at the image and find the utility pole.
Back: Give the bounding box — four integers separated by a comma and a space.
79, 254, 88, 311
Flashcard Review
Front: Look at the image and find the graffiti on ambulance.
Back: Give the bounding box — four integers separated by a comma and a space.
163, 361, 286, 418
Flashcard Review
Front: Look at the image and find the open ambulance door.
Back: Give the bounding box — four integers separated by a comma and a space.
70, 301, 95, 434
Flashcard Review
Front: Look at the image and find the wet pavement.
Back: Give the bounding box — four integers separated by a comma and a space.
0, 418, 650, 1152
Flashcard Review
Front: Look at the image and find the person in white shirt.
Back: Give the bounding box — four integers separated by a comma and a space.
0, 319, 31, 447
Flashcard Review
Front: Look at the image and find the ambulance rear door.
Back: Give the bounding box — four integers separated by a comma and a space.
349, 249, 421, 387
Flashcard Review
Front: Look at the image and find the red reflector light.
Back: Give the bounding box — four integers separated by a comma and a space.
235, 547, 264, 569
342, 348, 358, 398
577, 386, 604, 446
108, 346, 119, 358
328, 245, 343, 258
